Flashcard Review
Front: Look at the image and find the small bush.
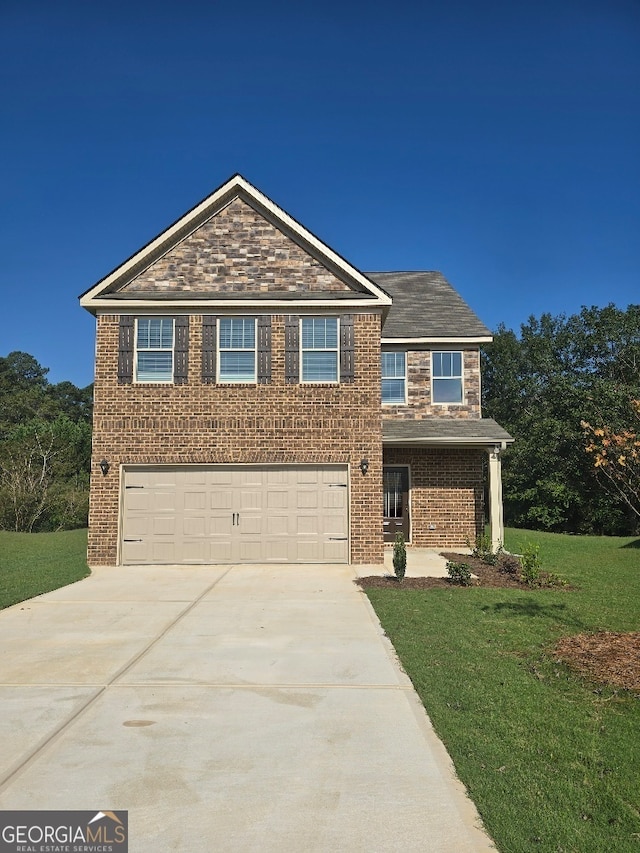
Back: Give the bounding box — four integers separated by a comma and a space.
393, 532, 406, 580
447, 561, 473, 586
470, 533, 502, 565
520, 542, 542, 586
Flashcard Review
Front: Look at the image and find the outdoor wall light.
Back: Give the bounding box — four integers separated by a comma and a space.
359, 458, 369, 476
99, 459, 110, 477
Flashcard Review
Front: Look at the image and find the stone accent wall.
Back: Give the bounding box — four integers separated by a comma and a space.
382, 348, 481, 419
384, 447, 485, 548
88, 312, 383, 566
121, 197, 355, 294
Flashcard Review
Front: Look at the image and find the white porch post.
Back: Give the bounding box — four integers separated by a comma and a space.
488, 446, 504, 552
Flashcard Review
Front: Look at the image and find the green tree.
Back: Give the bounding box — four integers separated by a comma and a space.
482, 305, 640, 535
0, 353, 93, 531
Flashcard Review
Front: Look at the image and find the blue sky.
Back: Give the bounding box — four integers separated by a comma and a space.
1, 0, 639, 387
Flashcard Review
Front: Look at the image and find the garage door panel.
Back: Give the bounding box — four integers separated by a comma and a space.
267, 490, 289, 509
183, 516, 206, 536
296, 491, 318, 509
184, 491, 206, 510
265, 514, 289, 535
209, 491, 233, 510
122, 465, 349, 565
296, 515, 318, 535
153, 516, 175, 535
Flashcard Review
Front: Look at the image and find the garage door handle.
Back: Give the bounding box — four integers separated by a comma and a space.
329, 484, 347, 487
329, 537, 348, 541
124, 539, 142, 542
232, 513, 240, 525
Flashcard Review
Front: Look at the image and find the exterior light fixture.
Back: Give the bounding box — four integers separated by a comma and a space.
359, 458, 369, 476
99, 459, 110, 477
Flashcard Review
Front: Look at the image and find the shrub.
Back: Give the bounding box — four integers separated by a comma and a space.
470, 533, 502, 565
447, 561, 473, 586
520, 542, 542, 586
393, 532, 406, 580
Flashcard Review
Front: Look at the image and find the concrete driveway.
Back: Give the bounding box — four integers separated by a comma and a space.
0, 564, 494, 852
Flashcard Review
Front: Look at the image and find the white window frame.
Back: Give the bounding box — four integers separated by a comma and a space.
381, 350, 407, 404
217, 317, 257, 384
431, 350, 464, 404
134, 317, 174, 383
300, 317, 339, 383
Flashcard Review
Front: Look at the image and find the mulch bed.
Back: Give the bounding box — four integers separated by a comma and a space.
554, 632, 640, 693
356, 552, 565, 590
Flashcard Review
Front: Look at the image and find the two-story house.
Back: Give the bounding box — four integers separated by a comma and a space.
80, 174, 512, 567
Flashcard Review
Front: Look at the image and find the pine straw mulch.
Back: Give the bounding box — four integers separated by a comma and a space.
553, 632, 640, 693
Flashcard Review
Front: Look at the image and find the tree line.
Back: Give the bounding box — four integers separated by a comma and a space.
483, 304, 640, 535
0, 352, 92, 532
3, 302, 640, 536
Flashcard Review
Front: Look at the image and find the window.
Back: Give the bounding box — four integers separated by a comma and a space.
382, 352, 406, 403
135, 318, 174, 382
218, 318, 256, 382
432, 351, 463, 403
301, 317, 338, 382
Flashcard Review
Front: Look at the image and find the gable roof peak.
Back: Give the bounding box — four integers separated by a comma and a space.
80, 175, 392, 312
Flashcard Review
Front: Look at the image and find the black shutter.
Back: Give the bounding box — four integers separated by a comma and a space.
257, 316, 272, 384
340, 314, 354, 382
285, 315, 299, 383
202, 316, 217, 383
118, 315, 134, 384
173, 316, 189, 384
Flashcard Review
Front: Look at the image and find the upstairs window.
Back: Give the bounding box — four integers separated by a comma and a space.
135, 318, 174, 382
382, 352, 406, 404
301, 317, 338, 382
432, 351, 463, 403
218, 318, 256, 383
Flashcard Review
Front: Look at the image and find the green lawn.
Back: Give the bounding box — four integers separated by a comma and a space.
366, 529, 640, 853
0, 529, 90, 609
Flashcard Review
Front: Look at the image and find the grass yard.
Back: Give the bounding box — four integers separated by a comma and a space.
365, 529, 640, 853
0, 529, 89, 609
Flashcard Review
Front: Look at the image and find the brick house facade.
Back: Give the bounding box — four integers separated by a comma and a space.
80, 175, 512, 567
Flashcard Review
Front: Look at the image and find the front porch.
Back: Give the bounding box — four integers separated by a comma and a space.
382, 418, 514, 553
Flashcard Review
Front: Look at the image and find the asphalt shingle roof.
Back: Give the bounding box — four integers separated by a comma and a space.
366, 271, 492, 339
383, 418, 513, 445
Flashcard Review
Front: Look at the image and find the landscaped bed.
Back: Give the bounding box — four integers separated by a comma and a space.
363, 529, 640, 853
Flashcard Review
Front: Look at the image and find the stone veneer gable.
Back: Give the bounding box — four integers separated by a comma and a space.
120, 197, 355, 294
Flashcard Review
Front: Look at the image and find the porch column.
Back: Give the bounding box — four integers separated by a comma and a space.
488, 446, 504, 551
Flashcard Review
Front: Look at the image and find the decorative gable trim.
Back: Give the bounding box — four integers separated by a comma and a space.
80, 175, 392, 314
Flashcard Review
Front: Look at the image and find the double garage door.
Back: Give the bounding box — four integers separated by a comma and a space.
121, 465, 349, 565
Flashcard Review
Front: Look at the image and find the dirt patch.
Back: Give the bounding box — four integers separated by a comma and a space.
356, 552, 571, 591
554, 632, 640, 692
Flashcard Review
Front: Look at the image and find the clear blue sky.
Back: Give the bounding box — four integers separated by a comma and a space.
2, 0, 639, 387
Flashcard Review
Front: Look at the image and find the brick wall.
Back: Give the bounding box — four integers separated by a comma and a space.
88, 312, 383, 566
384, 447, 485, 548
382, 347, 481, 419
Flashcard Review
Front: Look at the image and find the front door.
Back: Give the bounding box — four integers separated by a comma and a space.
383, 466, 410, 543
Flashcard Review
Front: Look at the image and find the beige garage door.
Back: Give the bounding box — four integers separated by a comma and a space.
121, 465, 349, 565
